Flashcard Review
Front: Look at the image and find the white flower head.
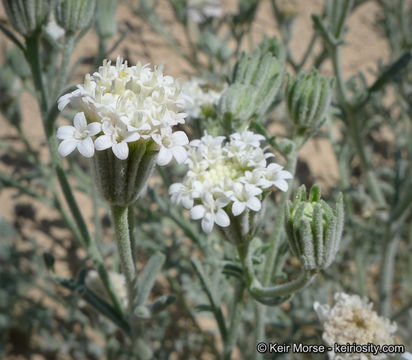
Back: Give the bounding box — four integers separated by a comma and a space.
181, 77, 227, 118
314, 292, 398, 360
56, 56, 187, 163
169, 130, 292, 233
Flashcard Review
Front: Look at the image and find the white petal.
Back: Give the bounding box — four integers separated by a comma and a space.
245, 184, 262, 196
182, 196, 194, 209
215, 209, 230, 227
201, 213, 214, 233
274, 179, 288, 192
124, 131, 140, 143
172, 131, 189, 146
169, 183, 184, 195
280, 170, 293, 179
77, 137, 95, 158
57, 93, 72, 111
232, 201, 246, 216
190, 205, 205, 220
216, 197, 230, 207
87, 122, 102, 136
157, 147, 173, 166
58, 139, 77, 157
113, 141, 129, 160
172, 146, 187, 164
95, 135, 113, 150
246, 197, 261, 212
57, 126, 75, 140
74, 112, 87, 129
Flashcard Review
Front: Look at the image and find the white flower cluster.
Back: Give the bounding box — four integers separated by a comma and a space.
181, 77, 227, 118
57, 56, 188, 164
314, 293, 397, 360
187, 0, 222, 23
169, 131, 292, 233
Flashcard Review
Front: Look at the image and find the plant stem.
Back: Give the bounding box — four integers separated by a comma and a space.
25, 32, 124, 317
55, 33, 75, 97
223, 281, 245, 360
128, 205, 137, 265
111, 205, 137, 312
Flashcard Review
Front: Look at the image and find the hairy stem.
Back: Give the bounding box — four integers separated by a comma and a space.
111, 205, 137, 312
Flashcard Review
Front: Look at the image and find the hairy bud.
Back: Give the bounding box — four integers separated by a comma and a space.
285, 185, 344, 272
2, 0, 53, 36
286, 70, 334, 135
55, 0, 96, 34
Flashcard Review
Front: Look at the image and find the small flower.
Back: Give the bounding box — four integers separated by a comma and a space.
57, 112, 101, 158
169, 130, 292, 236
94, 118, 139, 160
181, 77, 227, 118
153, 128, 189, 166
314, 292, 397, 360
231, 183, 262, 216
190, 193, 230, 233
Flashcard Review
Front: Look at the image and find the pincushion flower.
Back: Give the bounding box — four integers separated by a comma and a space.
314, 293, 397, 360
57, 56, 188, 206
57, 56, 188, 164
169, 130, 292, 236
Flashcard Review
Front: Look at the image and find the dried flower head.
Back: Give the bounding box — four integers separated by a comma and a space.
169, 130, 292, 234
314, 292, 397, 360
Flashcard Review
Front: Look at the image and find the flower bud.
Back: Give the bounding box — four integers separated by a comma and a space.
285, 185, 344, 272
95, 0, 117, 39
218, 38, 285, 132
286, 70, 334, 135
2, 0, 53, 37
91, 140, 158, 206
55, 0, 96, 34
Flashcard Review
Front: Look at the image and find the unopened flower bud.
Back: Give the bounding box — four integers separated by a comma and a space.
2, 0, 53, 37
285, 185, 344, 272
95, 0, 117, 39
55, 0, 96, 34
286, 70, 334, 135
219, 38, 285, 132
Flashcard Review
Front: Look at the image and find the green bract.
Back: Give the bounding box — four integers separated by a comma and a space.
2, 0, 53, 36
55, 0, 96, 34
286, 69, 334, 135
92, 141, 158, 206
285, 185, 344, 272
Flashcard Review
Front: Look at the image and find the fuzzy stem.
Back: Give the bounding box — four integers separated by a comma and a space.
223, 282, 245, 360
25, 32, 124, 318
111, 205, 137, 312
